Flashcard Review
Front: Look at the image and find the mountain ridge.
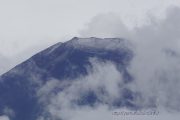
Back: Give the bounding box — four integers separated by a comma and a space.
0, 37, 134, 120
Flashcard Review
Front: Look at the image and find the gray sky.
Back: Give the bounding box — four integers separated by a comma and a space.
0, 0, 180, 57
1, 1, 180, 119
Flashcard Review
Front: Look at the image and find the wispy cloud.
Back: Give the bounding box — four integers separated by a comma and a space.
0, 115, 9, 120
36, 6, 180, 120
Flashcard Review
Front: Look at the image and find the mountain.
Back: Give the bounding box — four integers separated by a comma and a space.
0, 43, 55, 76
0, 37, 134, 120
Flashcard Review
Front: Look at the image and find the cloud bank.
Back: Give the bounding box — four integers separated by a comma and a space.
80, 5, 180, 110
35, 6, 180, 120
0, 116, 9, 120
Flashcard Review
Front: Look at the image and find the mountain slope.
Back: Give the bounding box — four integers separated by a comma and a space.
0, 37, 134, 120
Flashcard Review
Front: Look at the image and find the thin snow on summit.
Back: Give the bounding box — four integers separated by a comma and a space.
67, 37, 132, 51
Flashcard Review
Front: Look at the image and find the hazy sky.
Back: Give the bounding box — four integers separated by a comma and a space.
0, 0, 180, 57
1, 1, 180, 119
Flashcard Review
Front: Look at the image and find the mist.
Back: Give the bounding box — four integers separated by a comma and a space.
80, 6, 180, 110
35, 6, 180, 120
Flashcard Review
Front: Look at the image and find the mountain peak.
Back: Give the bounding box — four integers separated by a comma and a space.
65, 37, 132, 51
0, 37, 134, 120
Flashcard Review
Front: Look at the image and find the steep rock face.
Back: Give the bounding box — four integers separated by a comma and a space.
0, 37, 133, 120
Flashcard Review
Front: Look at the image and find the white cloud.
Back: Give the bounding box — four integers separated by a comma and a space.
0, 0, 180, 74
79, 13, 130, 38
0, 0, 179, 57
1, 2, 180, 120
78, 6, 180, 110
37, 58, 127, 120
36, 6, 180, 120
127, 6, 180, 110
0, 116, 9, 120
3, 107, 15, 119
